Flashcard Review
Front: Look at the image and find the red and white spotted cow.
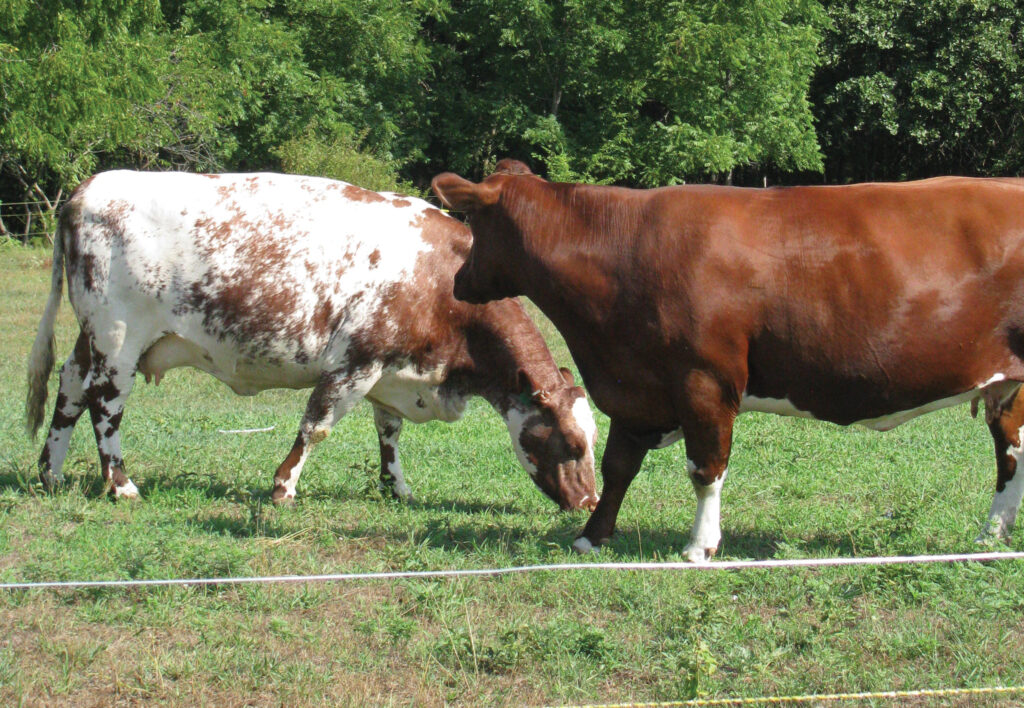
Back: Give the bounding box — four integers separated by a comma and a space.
25, 171, 598, 511
433, 160, 1024, 561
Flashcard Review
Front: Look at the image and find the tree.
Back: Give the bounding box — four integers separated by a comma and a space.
0, 0, 429, 240
814, 0, 1024, 181
0, 0, 229, 238
424, 0, 826, 185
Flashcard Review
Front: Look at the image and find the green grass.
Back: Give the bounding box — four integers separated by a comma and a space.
1, 243, 1023, 706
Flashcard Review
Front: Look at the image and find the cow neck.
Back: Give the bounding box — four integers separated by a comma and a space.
461, 298, 565, 416
505, 180, 626, 357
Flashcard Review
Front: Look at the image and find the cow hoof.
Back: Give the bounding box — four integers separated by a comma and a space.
113, 481, 140, 500
572, 536, 599, 555
975, 529, 1009, 546
684, 544, 717, 563
39, 470, 65, 491
270, 489, 296, 505
379, 482, 413, 503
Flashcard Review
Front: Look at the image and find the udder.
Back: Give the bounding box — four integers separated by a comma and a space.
137, 333, 318, 395
138, 334, 212, 386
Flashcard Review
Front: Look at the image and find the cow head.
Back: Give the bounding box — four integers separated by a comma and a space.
505, 366, 598, 511
432, 160, 538, 304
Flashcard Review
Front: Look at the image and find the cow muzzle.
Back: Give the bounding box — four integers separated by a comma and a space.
452, 267, 485, 304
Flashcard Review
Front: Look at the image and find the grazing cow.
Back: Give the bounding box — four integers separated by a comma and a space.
26, 171, 598, 511
433, 160, 1024, 561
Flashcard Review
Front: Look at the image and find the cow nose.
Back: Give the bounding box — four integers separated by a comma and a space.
453, 270, 485, 304
452, 269, 470, 301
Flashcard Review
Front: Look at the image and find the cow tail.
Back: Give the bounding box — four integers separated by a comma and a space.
25, 220, 66, 439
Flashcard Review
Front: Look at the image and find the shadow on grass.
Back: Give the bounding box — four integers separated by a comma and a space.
187, 509, 298, 540
0, 462, 115, 499
326, 509, 863, 561
0, 463, 904, 562
403, 497, 534, 517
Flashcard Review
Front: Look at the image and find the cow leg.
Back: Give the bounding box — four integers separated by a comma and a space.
38, 332, 92, 489
85, 342, 141, 499
685, 462, 729, 563
372, 405, 412, 501
678, 371, 736, 563
979, 388, 1024, 542
572, 420, 649, 553
271, 368, 380, 503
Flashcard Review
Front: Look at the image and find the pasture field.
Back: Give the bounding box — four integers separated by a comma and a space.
1, 242, 1023, 706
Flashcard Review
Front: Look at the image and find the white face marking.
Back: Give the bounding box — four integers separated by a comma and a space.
504, 406, 540, 481
571, 395, 598, 459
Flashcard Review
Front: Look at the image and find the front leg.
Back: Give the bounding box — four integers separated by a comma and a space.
980, 387, 1024, 541
372, 405, 412, 501
684, 462, 728, 563
678, 369, 737, 563
272, 367, 380, 503
573, 420, 649, 553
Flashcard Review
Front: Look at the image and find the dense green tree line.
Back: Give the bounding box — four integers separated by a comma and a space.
1, 0, 1022, 239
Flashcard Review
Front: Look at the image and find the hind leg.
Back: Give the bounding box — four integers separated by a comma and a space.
980, 388, 1024, 541
271, 366, 381, 502
38, 332, 92, 489
372, 405, 411, 501
85, 331, 144, 499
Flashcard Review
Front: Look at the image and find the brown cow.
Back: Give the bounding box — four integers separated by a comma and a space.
433, 160, 1024, 561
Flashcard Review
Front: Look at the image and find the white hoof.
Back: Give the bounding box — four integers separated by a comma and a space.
114, 480, 140, 499
572, 536, 598, 555
976, 518, 1012, 545
683, 543, 716, 564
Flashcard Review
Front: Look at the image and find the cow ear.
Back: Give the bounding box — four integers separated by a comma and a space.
493, 159, 534, 176
516, 369, 534, 397
513, 369, 534, 406
558, 367, 575, 386
431, 173, 499, 212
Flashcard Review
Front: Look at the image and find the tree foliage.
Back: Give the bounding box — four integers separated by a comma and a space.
814, 0, 1024, 182
425, 0, 826, 185
1, 0, 1022, 240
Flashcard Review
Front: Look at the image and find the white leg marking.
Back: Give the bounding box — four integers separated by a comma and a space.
373, 406, 412, 501
684, 461, 727, 563
114, 479, 140, 499
980, 425, 1024, 541
276, 447, 310, 500
87, 350, 142, 499
40, 351, 90, 487
275, 367, 381, 501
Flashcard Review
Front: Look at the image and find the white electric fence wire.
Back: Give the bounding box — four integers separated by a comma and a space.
2, 550, 1022, 591
551, 684, 1024, 707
